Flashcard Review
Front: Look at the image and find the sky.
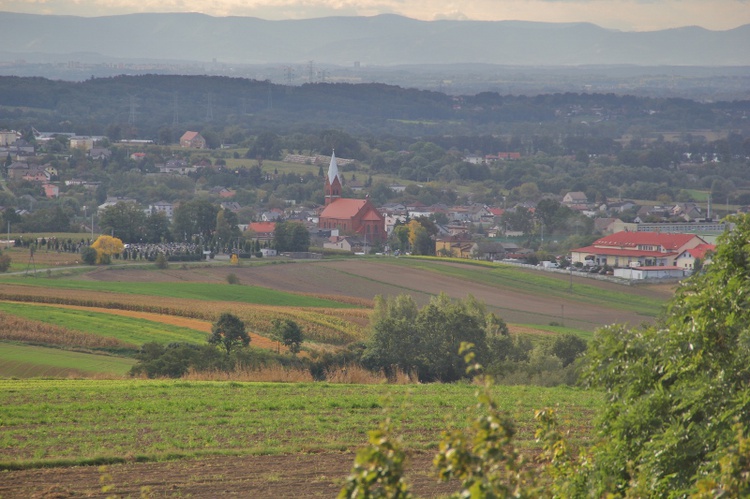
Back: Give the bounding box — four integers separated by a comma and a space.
2, 0, 749, 31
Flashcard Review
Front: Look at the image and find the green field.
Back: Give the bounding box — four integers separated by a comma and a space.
0, 344, 136, 378
0, 379, 601, 470
0, 302, 208, 346
0, 279, 353, 308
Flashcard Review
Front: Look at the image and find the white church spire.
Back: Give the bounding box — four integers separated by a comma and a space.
327, 150, 340, 185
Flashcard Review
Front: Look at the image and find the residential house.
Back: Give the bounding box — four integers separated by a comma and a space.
149, 201, 174, 220
0, 130, 20, 146
675, 243, 715, 273
562, 191, 590, 210
571, 231, 707, 268
42, 183, 59, 198
435, 234, 477, 258
220, 202, 241, 213
179, 131, 206, 149
324, 235, 365, 253
69, 136, 95, 151
261, 209, 284, 222
89, 148, 111, 161
7, 162, 32, 180
22, 169, 49, 183
245, 222, 276, 243
98, 197, 137, 213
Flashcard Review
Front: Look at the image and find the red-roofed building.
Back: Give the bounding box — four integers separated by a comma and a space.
675, 243, 716, 272
318, 152, 385, 242
245, 222, 276, 243
571, 231, 707, 268
179, 131, 206, 149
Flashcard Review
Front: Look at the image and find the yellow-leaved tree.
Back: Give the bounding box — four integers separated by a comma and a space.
91, 235, 124, 264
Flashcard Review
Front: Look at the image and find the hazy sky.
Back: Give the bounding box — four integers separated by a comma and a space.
3, 0, 749, 31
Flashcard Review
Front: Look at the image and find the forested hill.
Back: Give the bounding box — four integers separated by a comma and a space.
1, 12, 749, 66
1, 75, 749, 140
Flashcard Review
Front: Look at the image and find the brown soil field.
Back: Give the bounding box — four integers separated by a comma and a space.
84, 259, 671, 331
0, 452, 457, 498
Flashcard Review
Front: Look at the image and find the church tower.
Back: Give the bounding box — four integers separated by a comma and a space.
324, 150, 342, 206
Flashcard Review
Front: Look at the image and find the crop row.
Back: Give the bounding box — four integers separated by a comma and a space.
0, 286, 369, 345
0, 379, 602, 469
0, 310, 138, 351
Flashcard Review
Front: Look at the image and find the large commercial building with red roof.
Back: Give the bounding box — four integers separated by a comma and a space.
318, 152, 385, 242
570, 231, 708, 268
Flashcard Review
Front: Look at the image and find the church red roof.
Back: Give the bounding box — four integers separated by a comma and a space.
320, 198, 370, 219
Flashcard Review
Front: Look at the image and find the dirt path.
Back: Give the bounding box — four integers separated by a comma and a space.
0, 452, 455, 498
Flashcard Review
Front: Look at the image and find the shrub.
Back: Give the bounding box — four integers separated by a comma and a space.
0, 252, 11, 272
226, 273, 240, 285
154, 253, 168, 269
80, 247, 97, 265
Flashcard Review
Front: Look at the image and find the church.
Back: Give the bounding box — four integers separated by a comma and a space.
318, 152, 385, 242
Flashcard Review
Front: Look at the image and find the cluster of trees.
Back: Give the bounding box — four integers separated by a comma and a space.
131, 312, 303, 378
361, 293, 586, 384
341, 214, 750, 497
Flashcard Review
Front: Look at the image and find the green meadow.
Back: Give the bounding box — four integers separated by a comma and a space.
0, 302, 208, 346
0, 279, 353, 308
0, 379, 601, 470
0, 344, 136, 378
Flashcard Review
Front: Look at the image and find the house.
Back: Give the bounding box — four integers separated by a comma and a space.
98, 197, 137, 213
220, 202, 241, 213
324, 235, 364, 253
318, 152, 385, 242
69, 136, 95, 151
562, 191, 589, 206
571, 231, 707, 268
130, 152, 146, 161
245, 222, 276, 243
42, 183, 59, 198
89, 147, 112, 160
149, 201, 174, 219
22, 169, 49, 183
675, 243, 715, 273
261, 209, 283, 222
179, 131, 206, 149
435, 234, 477, 258
7, 162, 32, 180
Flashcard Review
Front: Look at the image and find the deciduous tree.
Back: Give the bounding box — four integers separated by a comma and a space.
209, 312, 250, 355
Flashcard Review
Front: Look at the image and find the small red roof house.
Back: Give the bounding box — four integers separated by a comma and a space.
571, 231, 707, 268
245, 222, 276, 242
43, 183, 59, 198
675, 243, 716, 272
318, 152, 385, 242
179, 131, 206, 149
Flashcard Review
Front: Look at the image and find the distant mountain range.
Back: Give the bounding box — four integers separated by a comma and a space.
1, 12, 749, 67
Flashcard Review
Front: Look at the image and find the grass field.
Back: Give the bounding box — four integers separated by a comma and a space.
0, 302, 209, 346
0, 278, 355, 308
0, 344, 136, 378
0, 379, 601, 469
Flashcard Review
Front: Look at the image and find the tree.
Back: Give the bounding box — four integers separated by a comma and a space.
0, 251, 10, 272
144, 211, 172, 243
363, 293, 496, 382
209, 312, 250, 355
90, 235, 124, 264
80, 246, 97, 265
272, 318, 304, 355
581, 213, 750, 496
172, 199, 219, 241
274, 221, 309, 252
99, 202, 146, 243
